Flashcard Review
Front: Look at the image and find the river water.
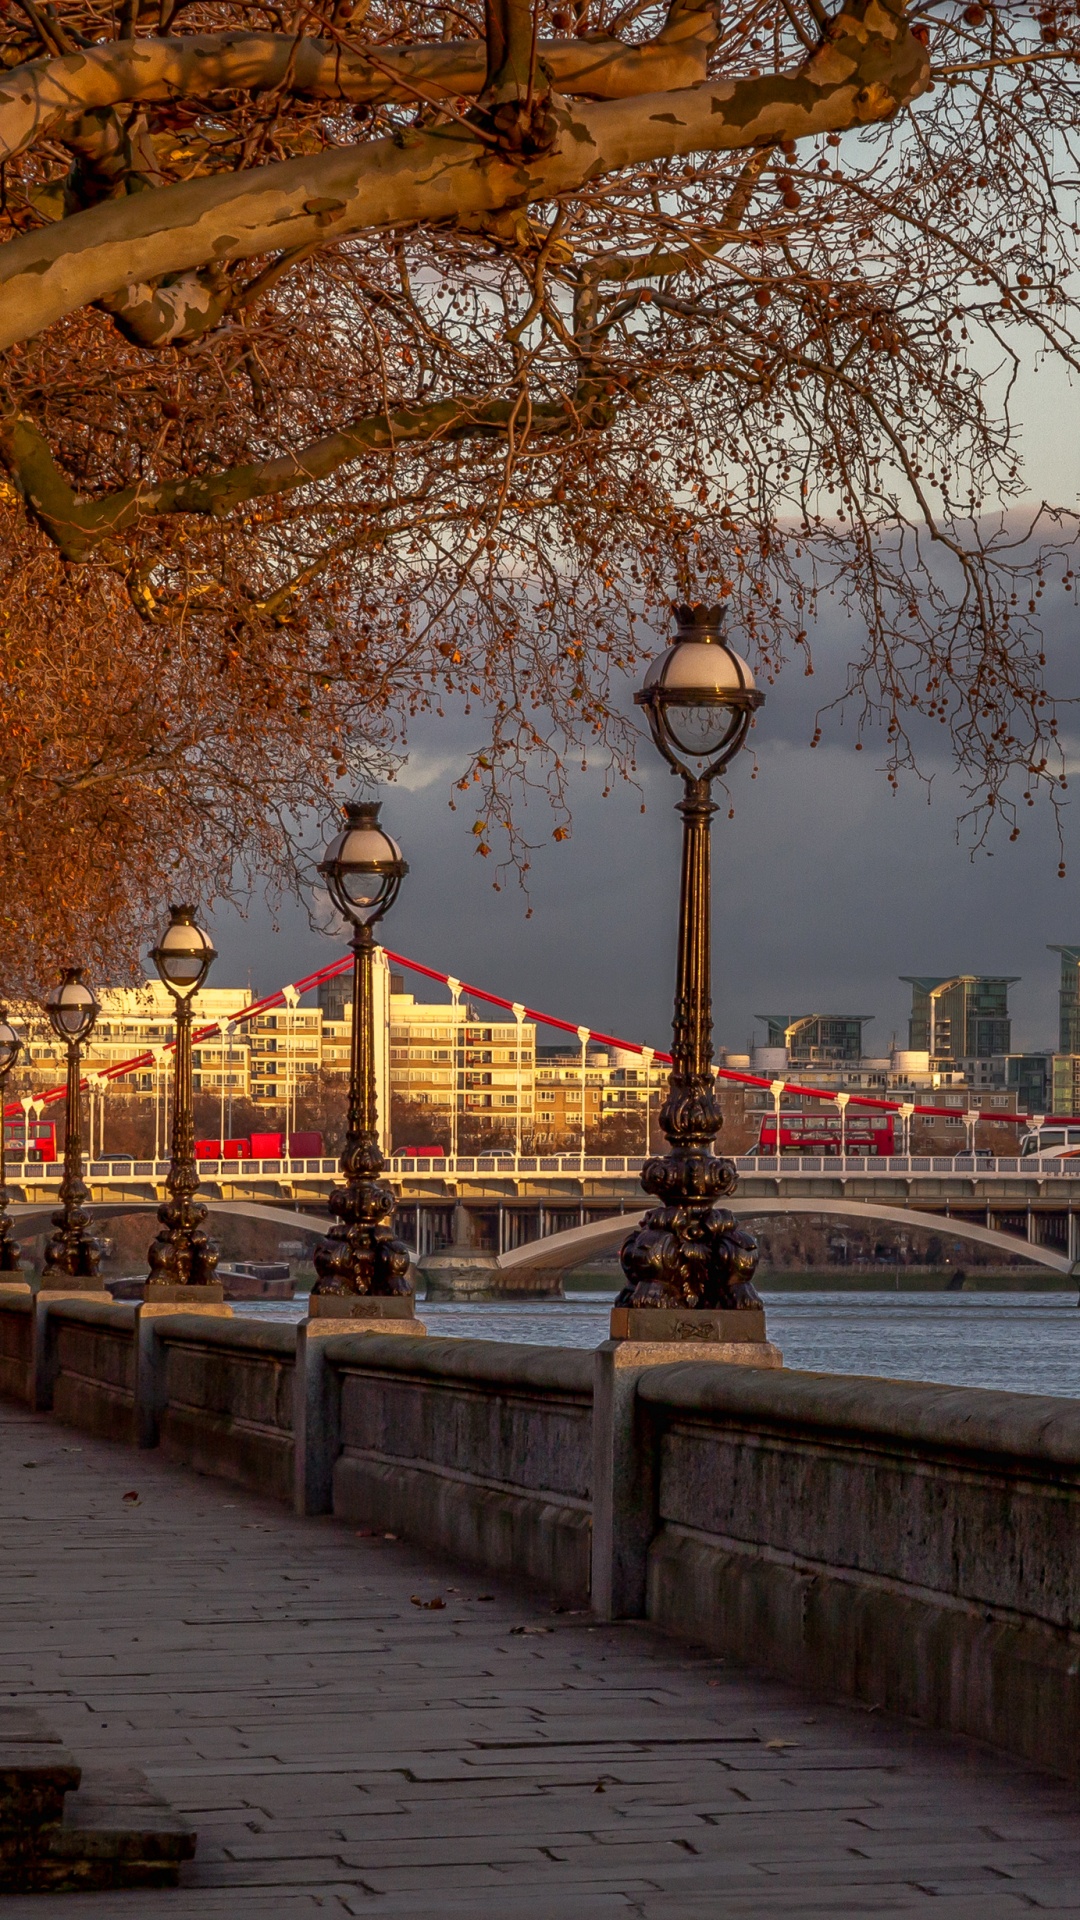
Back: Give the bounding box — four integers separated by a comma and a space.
245, 1290, 1080, 1399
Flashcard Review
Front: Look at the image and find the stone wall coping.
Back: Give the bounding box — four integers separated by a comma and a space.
44, 1299, 137, 1333
636, 1365, 1080, 1471
323, 1332, 593, 1398
0, 1291, 32, 1316
153, 1313, 298, 1359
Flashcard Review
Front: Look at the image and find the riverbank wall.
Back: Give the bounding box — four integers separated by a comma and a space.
760, 1267, 1072, 1291
568, 1265, 1066, 1292
1, 1288, 1076, 1784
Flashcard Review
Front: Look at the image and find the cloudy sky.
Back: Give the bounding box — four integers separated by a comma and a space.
207, 356, 1080, 1059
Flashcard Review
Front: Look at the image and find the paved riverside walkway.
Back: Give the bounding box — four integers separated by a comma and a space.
1, 1398, 1077, 1919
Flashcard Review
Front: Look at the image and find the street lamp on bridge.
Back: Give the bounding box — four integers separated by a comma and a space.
0, 1009, 24, 1278
311, 800, 415, 1315
617, 603, 765, 1316
41, 969, 102, 1284
146, 907, 222, 1299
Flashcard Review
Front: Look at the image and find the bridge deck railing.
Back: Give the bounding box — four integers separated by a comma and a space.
385, 1152, 1065, 1180
6, 1152, 1072, 1182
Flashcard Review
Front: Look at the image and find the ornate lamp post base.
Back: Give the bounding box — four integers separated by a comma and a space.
144, 1201, 228, 1308
307, 1296, 425, 1331
38, 1216, 112, 1296
38, 1217, 110, 1294
146, 1193, 224, 1304
310, 1135, 423, 1326
39, 1201, 104, 1288
40, 1219, 104, 1287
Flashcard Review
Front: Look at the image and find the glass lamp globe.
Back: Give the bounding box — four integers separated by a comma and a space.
319, 801, 408, 929
636, 603, 763, 778
152, 906, 217, 999
45, 968, 99, 1044
0, 1009, 21, 1077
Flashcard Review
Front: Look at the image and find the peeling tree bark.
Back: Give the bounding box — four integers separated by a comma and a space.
0, 8, 720, 168
0, 3, 928, 353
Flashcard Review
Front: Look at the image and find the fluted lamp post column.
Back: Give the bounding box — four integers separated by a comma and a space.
0, 1010, 25, 1281
614, 604, 777, 1352
309, 800, 421, 1327
146, 907, 224, 1303
41, 970, 104, 1287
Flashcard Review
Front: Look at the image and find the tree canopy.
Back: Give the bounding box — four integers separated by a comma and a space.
1, 1, 1078, 992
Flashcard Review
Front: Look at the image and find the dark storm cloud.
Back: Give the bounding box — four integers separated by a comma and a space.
208, 582, 1080, 1058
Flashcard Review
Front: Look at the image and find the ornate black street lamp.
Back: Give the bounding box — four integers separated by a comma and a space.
41, 969, 102, 1282
617, 603, 765, 1313
312, 800, 414, 1303
0, 1009, 24, 1277
146, 906, 221, 1295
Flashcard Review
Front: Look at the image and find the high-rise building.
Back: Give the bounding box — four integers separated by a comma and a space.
901, 976, 1016, 1063
757, 1015, 872, 1066
1052, 1052, 1080, 1117
1047, 946, 1080, 1054
316, 973, 351, 1025
318, 968, 405, 1025
1007, 1053, 1051, 1116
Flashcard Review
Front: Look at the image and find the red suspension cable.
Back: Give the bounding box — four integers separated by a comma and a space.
3, 945, 1048, 1132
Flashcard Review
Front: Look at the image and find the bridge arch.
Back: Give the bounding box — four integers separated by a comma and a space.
8, 1199, 328, 1241
9, 1197, 1070, 1277
494, 1200, 1072, 1279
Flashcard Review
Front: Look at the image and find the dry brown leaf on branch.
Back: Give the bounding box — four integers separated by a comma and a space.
1, 3, 1078, 986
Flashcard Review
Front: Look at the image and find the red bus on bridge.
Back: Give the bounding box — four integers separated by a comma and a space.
755, 1111, 895, 1157
2, 1117, 57, 1162
194, 1132, 324, 1161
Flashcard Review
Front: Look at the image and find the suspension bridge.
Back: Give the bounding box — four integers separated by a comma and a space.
5, 946, 1079, 1275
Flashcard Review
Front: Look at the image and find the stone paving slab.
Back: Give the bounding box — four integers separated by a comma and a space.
1, 1398, 1077, 1918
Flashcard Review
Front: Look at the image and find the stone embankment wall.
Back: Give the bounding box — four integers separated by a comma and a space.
1, 1290, 1076, 1783
639, 1367, 1080, 1783
323, 1336, 592, 1602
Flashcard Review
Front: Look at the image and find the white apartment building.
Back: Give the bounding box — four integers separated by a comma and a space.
18, 982, 333, 1129
387, 985, 535, 1145
14, 956, 678, 1155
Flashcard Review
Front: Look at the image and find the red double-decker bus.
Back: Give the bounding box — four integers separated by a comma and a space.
755, 1111, 895, 1157
2, 1116, 58, 1162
